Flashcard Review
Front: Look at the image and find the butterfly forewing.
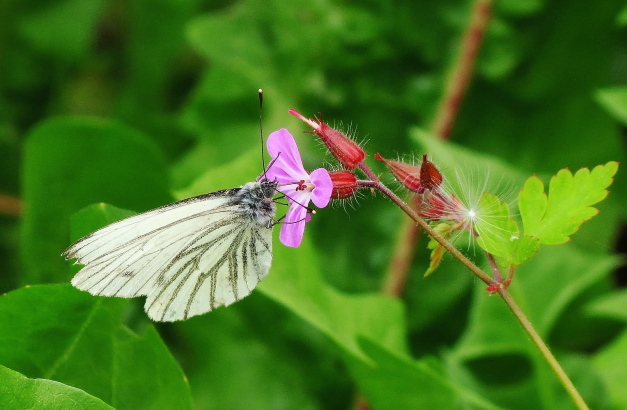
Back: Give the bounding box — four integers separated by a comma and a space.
64, 182, 276, 322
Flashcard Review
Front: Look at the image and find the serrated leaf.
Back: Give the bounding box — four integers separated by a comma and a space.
474, 193, 540, 266
519, 162, 618, 245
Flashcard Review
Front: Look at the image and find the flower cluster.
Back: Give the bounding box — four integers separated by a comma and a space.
375, 153, 472, 231
265, 111, 365, 248
267, 109, 472, 248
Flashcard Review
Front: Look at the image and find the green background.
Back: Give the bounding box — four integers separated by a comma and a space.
1, 0, 626, 408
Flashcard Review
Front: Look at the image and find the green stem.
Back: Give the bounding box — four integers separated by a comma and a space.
498, 289, 590, 410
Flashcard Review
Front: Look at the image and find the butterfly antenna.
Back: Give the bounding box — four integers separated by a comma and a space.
258, 89, 267, 180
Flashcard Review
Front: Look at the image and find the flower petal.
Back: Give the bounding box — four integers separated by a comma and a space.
308, 168, 333, 208
280, 202, 308, 247
265, 129, 308, 183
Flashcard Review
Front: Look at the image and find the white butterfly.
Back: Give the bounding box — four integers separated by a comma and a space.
63, 180, 278, 322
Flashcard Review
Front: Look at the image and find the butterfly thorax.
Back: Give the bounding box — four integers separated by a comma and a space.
232, 181, 278, 228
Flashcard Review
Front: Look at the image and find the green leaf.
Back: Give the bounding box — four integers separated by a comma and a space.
18, 0, 105, 62
261, 240, 408, 363
69, 203, 137, 243
21, 118, 171, 285
474, 193, 540, 266
424, 222, 454, 277
347, 339, 501, 409
112, 326, 192, 409
175, 303, 322, 410
0, 365, 113, 410
519, 162, 618, 245
594, 330, 627, 409
585, 290, 627, 322
596, 87, 627, 125
0, 285, 192, 409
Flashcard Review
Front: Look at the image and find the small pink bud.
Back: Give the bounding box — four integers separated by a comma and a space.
486, 283, 500, 293
329, 171, 358, 199
375, 153, 424, 193
420, 154, 443, 191
289, 109, 366, 170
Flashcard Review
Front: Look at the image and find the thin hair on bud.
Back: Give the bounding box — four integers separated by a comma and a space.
435, 163, 518, 253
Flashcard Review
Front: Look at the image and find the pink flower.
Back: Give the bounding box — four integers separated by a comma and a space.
264, 129, 333, 247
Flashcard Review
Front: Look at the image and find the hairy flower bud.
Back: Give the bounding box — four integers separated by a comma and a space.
329, 171, 358, 199
289, 109, 366, 170
420, 154, 443, 191
374, 153, 424, 193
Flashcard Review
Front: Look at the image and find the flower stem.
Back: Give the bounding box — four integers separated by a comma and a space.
498, 289, 590, 410
0, 193, 21, 216
431, 0, 492, 140
485, 252, 503, 282
359, 163, 492, 285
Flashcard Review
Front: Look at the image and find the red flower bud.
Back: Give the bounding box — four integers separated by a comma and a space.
486, 283, 500, 293
420, 154, 443, 191
289, 109, 366, 170
374, 153, 424, 193
329, 171, 358, 199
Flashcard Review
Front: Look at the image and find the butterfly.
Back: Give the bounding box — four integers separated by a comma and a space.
63, 180, 279, 322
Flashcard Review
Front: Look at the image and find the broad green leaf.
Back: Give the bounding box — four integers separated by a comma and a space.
68, 204, 137, 244
585, 290, 627, 322
262, 239, 408, 363
594, 330, 627, 409
176, 302, 322, 410
519, 162, 618, 245
18, 0, 105, 62
474, 193, 540, 266
618, 5, 627, 26
21, 118, 171, 284
112, 326, 192, 410
0, 365, 113, 410
347, 338, 501, 409
596, 87, 627, 125
0, 285, 192, 410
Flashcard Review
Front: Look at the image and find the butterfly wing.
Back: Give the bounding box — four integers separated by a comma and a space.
64, 188, 273, 322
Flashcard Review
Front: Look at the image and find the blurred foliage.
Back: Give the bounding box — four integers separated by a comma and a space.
1, 0, 626, 409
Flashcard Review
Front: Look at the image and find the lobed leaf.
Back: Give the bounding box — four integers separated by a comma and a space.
519, 162, 618, 245
475, 193, 539, 266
